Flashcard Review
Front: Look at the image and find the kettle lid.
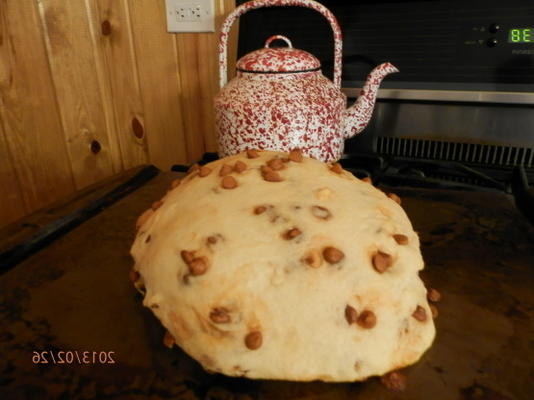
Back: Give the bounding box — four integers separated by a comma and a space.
237, 35, 321, 74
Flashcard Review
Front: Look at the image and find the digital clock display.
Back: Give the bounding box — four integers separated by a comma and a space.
508, 28, 534, 43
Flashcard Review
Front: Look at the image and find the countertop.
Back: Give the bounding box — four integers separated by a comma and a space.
0, 171, 533, 400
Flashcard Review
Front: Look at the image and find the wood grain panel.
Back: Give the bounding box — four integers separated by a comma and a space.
197, 32, 221, 154
175, 0, 237, 158
91, 0, 149, 170
0, 0, 238, 229
175, 33, 206, 162
0, 0, 75, 212
128, 0, 188, 169
212, 0, 238, 152
0, 122, 26, 226
37, 0, 119, 188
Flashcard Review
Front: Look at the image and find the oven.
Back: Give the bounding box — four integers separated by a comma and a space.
236, 0, 534, 196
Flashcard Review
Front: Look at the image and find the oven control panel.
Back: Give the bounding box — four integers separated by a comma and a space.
462, 24, 533, 47
459, 21, 534, 61
237, 0, 534, 93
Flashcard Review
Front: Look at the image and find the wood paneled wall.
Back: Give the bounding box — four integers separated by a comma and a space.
0, 0, 237, 228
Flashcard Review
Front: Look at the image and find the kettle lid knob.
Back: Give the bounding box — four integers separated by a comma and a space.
237, 35, 321, 74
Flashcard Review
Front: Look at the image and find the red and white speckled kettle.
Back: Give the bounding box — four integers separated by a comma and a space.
215, 0, 398, 163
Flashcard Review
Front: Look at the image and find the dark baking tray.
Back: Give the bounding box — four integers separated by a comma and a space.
1, 172, 532, 399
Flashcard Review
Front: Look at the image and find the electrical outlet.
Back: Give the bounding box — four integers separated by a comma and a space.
165, 0, 215, 33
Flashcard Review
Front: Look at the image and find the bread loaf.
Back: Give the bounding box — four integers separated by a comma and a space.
130, 150, 435, 382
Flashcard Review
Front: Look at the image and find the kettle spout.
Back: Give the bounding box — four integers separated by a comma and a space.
343, 62, 399, 138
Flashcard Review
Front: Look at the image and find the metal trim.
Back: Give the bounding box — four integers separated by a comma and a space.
342, 88, 534, 105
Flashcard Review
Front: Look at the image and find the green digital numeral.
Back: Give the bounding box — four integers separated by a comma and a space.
510, 29, 521, 42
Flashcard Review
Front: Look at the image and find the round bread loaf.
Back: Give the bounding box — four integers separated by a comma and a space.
130, 150, 435, 382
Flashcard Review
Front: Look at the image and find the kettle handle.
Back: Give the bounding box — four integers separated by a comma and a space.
219, 0, 342, 89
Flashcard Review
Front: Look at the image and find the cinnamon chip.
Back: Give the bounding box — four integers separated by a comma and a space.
151, 200, 163, 210
357, 310, 377, 329
221, 175, 238, 189
163, 331, 175, 348
246, 149, 259, 159
393, 234, 409, 245
361, 177, 372, 184
381, 371, 406, 392
429, 304, 438, 319
210, 307, 231, 324
427, 288, 441, 303
234, 160, 247, 173
198, 166, 212, 177
245, 331, 262, 350
330, 163, 343, 174
254, 205, 268, 215
303, 250, 322, 268
207, 236, 218, 245
129, 269, 140, 283
283, 227, 302, 240
180, 250, 195, 264
387, 192, 402, 205
372, 251, 393, 273
311, 205, 332, 220
189, 257, 209, 276
219, 164, 233, 176
412, 305, 427, 322
323, 246, 344, 264
289, 149, 303, 162
267, 158, 284, 171
261, 167, 283, 182
181, 252, 209, 276
345, 305, 358, 325
171, 179, 181, 189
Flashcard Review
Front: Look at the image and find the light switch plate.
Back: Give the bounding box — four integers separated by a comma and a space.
165, 0, 215, 33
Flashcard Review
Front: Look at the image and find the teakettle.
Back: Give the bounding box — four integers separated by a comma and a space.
214, 0, 398, 163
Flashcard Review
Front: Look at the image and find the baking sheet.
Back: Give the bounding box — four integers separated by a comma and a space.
1, 172, 533, 399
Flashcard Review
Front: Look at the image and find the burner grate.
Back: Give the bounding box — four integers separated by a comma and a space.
376, 137, 534, 168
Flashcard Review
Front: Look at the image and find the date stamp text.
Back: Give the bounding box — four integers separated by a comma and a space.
32, 350, 116, 365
